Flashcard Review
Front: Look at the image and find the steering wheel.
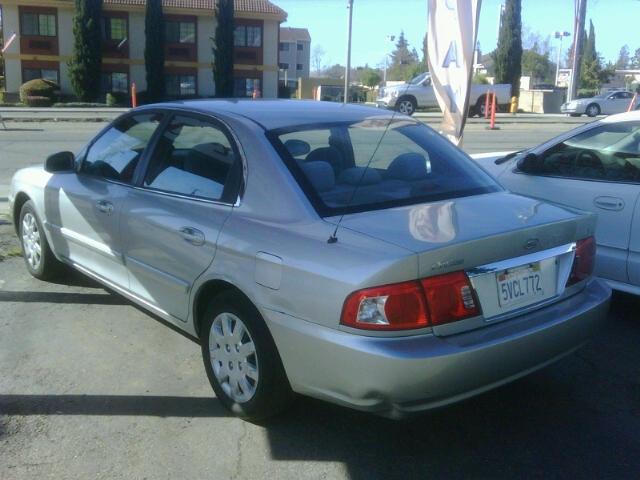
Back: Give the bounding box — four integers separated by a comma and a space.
574, 150, 605, 176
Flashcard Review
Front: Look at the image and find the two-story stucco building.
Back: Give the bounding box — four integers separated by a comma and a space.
0, 0, 287, 99
277, 26, 310, 89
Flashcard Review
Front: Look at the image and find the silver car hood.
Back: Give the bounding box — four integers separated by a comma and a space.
328, 192, 596, 277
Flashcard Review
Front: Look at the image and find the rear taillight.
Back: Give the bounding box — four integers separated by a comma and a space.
421, 271, 480, 325
340, 280, 429, 330
568, 236, 596, 286
340, 272, 479, 331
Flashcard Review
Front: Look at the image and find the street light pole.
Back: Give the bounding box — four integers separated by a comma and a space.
344, 0, 354, 104
554, 31, 570, 87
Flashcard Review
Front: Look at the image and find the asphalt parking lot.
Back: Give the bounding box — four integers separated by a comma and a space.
1, 118, 639, 479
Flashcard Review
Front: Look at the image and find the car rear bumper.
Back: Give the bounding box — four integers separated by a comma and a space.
264, 278, 610, 418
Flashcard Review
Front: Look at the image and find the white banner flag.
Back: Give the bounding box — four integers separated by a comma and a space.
427, 0, 481, 145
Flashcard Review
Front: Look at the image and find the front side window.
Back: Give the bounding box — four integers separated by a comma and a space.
143, 115, 239, 202
22, 12, 56, 36
525, 121, 640, 182
166, 21, 196, 43
82, 113, 163, 183
270, 119, 500, 216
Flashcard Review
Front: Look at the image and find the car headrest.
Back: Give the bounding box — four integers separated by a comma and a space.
300, 161, 335, 193
306, 146, 345, 175
387, 153, 429, 180
338, 167, 382, 186
284, 139, 311, 157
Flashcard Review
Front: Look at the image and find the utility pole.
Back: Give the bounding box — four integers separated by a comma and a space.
568, 0, 587, 101
344, 0, 354, 104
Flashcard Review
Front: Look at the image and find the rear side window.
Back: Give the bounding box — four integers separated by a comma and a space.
143, 115, 240, 202
269, 119, 500, 216
82, 113, 163, 183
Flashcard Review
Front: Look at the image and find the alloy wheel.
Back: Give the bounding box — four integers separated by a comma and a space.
208, 312, 259, 403
398, 100, 414, 115
22, 213, 42, 270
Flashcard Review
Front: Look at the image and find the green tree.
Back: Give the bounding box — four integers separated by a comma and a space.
493, 0, 522, 97
521, 48, 553, 82
580, 20, 611, 89
615, 45, 630, 69
68, 0, 103, 102
324, 64, 345, 79
360, 68, 382, 88
144, 0, 165, 102
630, 48, 640, 69
387, 31, 420, 81
213, 0, 234, 97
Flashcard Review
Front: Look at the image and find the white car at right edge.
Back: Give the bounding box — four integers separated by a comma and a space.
473, 110, 640, 295
561, 90, 637, 117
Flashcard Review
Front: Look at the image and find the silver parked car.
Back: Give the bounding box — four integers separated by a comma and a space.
10, 100, 610, 419
561, 90, 637, 117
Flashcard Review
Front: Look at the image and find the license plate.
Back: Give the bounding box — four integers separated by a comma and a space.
496, 263, 545, 308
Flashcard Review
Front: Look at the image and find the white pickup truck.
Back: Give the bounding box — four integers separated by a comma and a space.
376, 72, 512, 116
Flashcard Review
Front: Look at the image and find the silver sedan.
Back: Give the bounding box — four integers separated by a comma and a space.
9, 100, 610, 419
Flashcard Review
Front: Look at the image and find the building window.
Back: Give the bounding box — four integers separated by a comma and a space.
166, 21, 196, 43
167, 74, 197, 97
104, 17, 127, 41
279, 42, 289, 51
234, 78, 261, 98
297, 43, 303, 51
101, 72, 129, 93
279, 63, 289, 70
296, 64, 303, 71
21, 12, 56, 37
23, 68, 59, 84
234, 25, 262, 47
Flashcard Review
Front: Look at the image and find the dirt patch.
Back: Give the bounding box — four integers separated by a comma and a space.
0, 214, 21, 262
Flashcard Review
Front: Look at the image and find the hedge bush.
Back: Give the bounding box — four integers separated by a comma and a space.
24, 96, 53, 107
19, 79, 59, 104
106, 91, 129, 106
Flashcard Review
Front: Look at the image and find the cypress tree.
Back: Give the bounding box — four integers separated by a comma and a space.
145, 0, 166, 102
213, 0, 235, 97
68, 0, 103, 102
492, 0, 522, 98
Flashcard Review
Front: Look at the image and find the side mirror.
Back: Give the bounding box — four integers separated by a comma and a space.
45, 151, 76, 173
517, 152, 539, 173
422, 78, 432, 86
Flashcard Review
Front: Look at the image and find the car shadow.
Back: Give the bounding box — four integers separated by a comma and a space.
0, 290, 128, 305
0, 394, 227, 417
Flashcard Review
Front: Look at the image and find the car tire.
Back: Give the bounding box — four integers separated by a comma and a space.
395, 96, 417, 116
19, 200, 64, 281
586, 103, 601, 117
475, 96, 488, 117
200, 290, 294, 420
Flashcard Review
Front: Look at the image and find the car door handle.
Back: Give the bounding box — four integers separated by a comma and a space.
179, 227, 205, 246
96, 200, 114, 215
593, 196, 624, 211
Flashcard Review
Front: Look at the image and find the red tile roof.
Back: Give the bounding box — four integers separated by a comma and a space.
103, 0, 286, 16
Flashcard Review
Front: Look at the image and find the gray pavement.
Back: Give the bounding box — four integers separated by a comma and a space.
2, 118, 639, 479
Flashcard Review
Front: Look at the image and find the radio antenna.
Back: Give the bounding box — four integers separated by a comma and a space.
327, 81, 414, 244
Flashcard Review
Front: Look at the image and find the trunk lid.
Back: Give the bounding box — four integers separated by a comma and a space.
328, 192, 595, 278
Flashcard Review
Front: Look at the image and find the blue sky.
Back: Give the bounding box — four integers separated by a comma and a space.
276, 0, 636, 69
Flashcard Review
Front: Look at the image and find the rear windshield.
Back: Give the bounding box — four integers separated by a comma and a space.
267, 118, 501, 216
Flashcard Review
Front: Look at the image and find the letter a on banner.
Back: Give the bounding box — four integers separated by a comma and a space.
427, 0, 481, 145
